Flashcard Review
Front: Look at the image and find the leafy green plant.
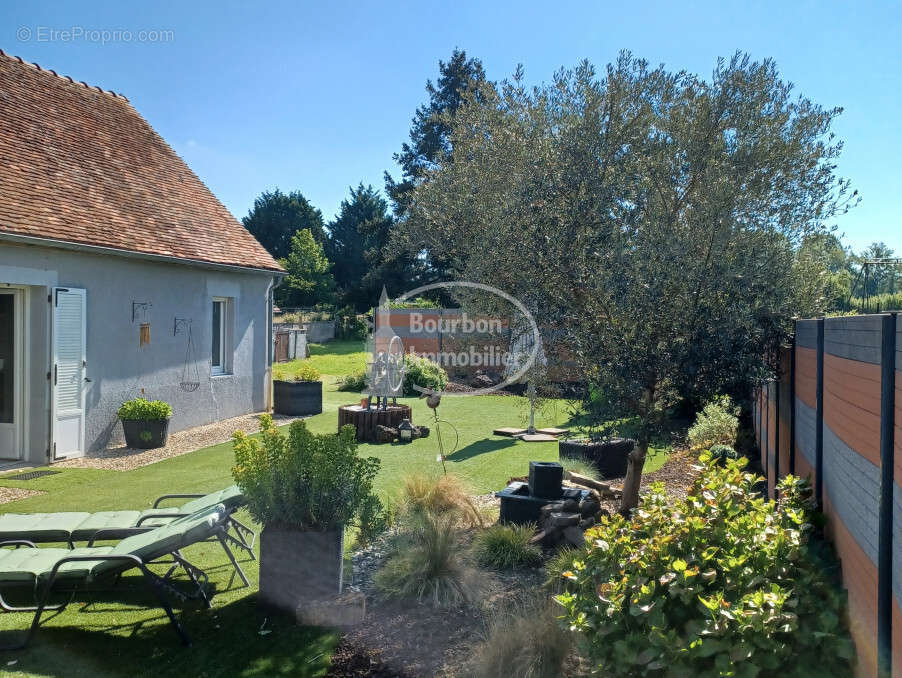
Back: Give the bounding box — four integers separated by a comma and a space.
403, 353, 448, 395
687, 396, 740, 449
337, 369, 367, 392
291, 361, 321, 382
469, 595, 573, 678
117, 397, 172, 421
543, 546, 579, 593
273, 361, 321, 382
374, 510, 483, 608
232, 416, 384, 533
708, 443, 739, 466
473, 523, 542, 569
558, 455, 854, 677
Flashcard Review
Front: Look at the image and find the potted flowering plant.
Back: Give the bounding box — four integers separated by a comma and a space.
118, 397, 173, 449
273, 362, 322, 416
232, 416, 384, 612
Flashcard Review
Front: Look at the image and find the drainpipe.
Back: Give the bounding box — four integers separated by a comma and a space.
266, 276, 284, 412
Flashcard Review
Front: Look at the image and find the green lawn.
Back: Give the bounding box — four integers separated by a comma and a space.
273, 339, 368, 381
0, 345, 669, 676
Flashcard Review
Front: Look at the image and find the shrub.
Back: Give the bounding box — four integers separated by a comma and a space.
558, 455, 601, 481
687, 395, 739, 449
337, 369, 367, 392
118, 397, 172, 421
474, 523, 542, 569
543, 546, 579, 593
232, 416, 384, 534
708, 443, 739, 466
401, 473, 483, 528
272, 360, 320, 382
374, 510, 483, 608
403, 353, 448, 395
558, 455, 854, 677
468, 596, 572, 678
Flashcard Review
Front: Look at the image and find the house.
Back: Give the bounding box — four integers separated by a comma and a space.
0, 51, 284, 465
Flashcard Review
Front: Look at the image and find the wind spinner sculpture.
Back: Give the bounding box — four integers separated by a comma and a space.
365, 288, 406, 409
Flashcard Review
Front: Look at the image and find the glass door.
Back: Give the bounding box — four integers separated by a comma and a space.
0, 291, 21, 459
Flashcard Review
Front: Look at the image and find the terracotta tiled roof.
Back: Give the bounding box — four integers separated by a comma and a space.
0, 51, 282, 272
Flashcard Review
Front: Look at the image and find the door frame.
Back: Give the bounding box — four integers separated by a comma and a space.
0, 286, 28, 461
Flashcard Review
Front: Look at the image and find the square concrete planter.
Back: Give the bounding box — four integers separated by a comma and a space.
273, 380, 322, 416
259, 524, 344, 614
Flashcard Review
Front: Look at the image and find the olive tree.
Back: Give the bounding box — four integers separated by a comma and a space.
398, 52, 857, 511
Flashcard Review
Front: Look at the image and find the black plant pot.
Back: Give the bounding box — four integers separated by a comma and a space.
559, 437, 635, 478
259, 525, 344, 613
121, 418, 170, 449
273, 380, 323, 416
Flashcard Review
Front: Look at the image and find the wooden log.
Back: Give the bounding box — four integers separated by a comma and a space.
337, 404, 412, 443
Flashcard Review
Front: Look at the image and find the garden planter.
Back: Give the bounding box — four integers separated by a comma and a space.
121, 418, 170, 449
273, 380, 322, 416
559, 437, 635, 478
259, 524, 344, 613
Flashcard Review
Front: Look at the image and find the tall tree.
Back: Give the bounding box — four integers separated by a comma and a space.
401, 52, 857, 512
276, 228, 336, 308
242, 189, 325, 260
856, 241, 897, 296
385, 49, 488, 218
326, 184, 409, 310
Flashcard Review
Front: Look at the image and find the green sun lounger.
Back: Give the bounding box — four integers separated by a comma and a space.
0, 503, 233, 649
0, 485, 255, 585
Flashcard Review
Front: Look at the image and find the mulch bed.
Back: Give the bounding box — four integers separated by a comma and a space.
333, 450, 700, 677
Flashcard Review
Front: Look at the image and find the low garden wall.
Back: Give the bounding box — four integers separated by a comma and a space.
753, 313, 899, 677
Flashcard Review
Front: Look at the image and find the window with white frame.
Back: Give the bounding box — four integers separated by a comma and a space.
211, 297, 233, 375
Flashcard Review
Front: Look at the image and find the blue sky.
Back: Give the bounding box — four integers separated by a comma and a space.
3, 1, 900, 253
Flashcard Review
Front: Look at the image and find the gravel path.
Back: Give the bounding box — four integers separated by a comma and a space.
55, 412, 307, 471
0, 487, 44, 505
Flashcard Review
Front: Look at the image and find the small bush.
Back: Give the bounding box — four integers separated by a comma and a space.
272, 360, 321, 382
118, 397, 172, 421
558, 455, 854, 677
232, 417, 383, 533
543, 546, 579, 593
687, 395, 739, 449
558, 455, 600, 481
474, 523, 542, 569
403, 354, 448, 395
468, 596, 572, 678
337, 369, 367, 392
374, 511, 483, 608
708, 443, 739, 466
402, 473, 483, 528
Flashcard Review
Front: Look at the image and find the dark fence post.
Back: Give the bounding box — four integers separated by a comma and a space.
877, 313, 897, 677
815, 318, 825, 508
789, 333, 796, 476
774, 374, 780, 498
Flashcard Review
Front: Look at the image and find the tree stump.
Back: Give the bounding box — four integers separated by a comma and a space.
338, 404, 413, 443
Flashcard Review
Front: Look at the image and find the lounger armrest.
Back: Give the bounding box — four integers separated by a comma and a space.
45, 554, 145, 587
86, 528, 152, 547
152, 494, 204, 508
135, 512, 187, 526
0, 540, 37, 549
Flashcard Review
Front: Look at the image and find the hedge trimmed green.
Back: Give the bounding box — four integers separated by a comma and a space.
403, 354, 448, 395
557, 455, 854, 677
118, 397, 172, 421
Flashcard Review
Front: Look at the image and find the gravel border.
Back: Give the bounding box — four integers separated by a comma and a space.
55, 412, 308, 471
0, 487, 44, 505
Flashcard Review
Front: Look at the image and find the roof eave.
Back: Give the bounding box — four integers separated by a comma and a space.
0, 231, 286, 277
